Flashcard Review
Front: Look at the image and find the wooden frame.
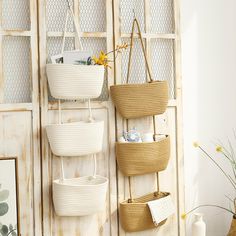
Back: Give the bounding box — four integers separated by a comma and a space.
0, 156, 21, 236
0, 0, 42, 235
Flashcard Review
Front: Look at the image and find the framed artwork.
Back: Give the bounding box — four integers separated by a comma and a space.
0, 157, 20, 236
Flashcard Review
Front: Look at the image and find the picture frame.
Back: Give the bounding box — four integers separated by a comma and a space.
0, 157, 20, 236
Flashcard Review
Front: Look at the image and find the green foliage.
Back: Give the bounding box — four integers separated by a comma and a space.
0, 186, 9, 217
0, 203, 8, 217
0, 224, 17, 236
0, 190, 9, 202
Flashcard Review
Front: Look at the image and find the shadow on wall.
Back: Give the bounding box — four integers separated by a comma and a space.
181, 0, 236, 235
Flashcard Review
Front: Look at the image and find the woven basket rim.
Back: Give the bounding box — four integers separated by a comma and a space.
46, 120, 104, 128
53, 175, 108, 187
46, 64, 104, 69
110, 80, 167, 88
116, 135, 169, 145
120, 192, 170, 205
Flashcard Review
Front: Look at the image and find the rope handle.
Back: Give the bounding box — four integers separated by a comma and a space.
126, 18, 153, 84
57, 99, 94, 124
61, 5, 83, 54
128, 173, 160, 203
59, 154, 97, 182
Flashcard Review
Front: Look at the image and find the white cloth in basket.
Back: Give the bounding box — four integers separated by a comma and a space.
147, 195, 175, 225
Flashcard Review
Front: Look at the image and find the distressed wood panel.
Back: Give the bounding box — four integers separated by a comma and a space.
0, 112, 34, 236
0, 0, 42, 235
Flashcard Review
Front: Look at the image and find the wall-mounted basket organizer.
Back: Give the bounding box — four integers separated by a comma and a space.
110, 81, 168, 119
46, 64, 104, 100
111, 18, 173, 232
120, 175, 170, 232
45, 3, 108, 217
46, 2, 105, 100
116, 134, 170, 176
53, 156, 108, 216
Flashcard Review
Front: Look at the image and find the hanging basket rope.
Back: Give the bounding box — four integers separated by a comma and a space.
46, 3, 104, 100
110, 18, 168, 119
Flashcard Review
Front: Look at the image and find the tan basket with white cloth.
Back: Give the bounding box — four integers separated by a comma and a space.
120, 174, 170, 232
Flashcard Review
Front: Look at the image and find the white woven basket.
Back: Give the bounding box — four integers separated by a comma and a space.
46, 64, 104, 99
46, 120, 104, 157
53, 175, 108, 216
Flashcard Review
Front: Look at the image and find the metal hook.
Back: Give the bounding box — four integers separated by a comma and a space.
133, 9, 136, 20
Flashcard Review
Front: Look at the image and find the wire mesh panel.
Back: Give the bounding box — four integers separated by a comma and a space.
120, 0, 145, 33
151, 39, 175, 98
2, 0, 30, 30
79, 0, 106, 32
150, 0, 174, 33
121, 38, 146, 84
47, 37, 75, 62
2, 36, 31, 103
47, 0, 74, 32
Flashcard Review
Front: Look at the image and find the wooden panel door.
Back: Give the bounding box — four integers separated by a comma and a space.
0, 0, 42, 235
38, 0, 118, 235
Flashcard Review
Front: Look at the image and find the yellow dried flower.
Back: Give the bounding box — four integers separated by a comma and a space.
216, 146, 223, 153
181, 213, 187, 220
193, 142, 199, 148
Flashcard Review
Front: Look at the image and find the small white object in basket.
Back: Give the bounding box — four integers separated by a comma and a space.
63, 50, 91, 64
147, 195, 175, 225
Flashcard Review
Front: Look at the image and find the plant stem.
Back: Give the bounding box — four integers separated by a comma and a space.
198, 146, 236, 190
7, 229, 16, 236
186, 204, 235, 216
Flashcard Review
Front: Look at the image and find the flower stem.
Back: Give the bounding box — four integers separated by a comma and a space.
186, 204, 235, 216
198, 146, 236, 190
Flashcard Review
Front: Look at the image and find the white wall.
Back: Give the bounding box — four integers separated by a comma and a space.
181, 0, 236, 235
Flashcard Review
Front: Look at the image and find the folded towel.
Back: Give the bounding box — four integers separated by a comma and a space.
147, 195, 175, 225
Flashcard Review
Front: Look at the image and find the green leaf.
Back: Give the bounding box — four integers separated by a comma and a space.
1, 225, 8, 234
0, 190, 9, 202
11, 232, 17, 236
0, 203, 9, 216
8, 225, 13, 231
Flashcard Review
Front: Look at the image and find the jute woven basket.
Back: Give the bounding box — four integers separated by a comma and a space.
110, 19, 168, 119
110, 81, 168, 119
120, 192, 169, 232
119, 172, 171, 232
116, 135, 170, 176
228, 216, 236, 236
